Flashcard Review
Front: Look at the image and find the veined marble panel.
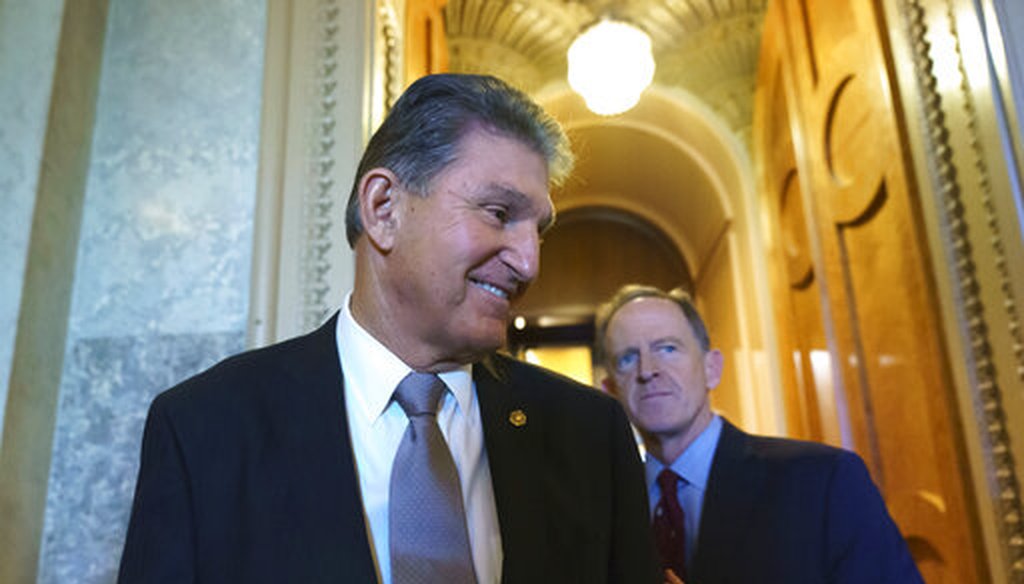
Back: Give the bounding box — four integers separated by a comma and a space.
995, 0, 1024, 143
69, 0, 265, 339
38, 332, 245, 583
37, 0, 266, 580
0, 0, 65, 444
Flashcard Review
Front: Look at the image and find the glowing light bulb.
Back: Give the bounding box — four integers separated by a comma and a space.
568, 20, 655, 116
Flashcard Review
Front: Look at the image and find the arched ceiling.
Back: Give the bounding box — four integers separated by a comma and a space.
444, 0, 768, 142
442, 0, 766, 283
556, 121, 725, 267
542, 87, 742, 275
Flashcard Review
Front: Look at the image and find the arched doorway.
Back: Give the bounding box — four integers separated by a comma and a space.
505, 85, 782, 432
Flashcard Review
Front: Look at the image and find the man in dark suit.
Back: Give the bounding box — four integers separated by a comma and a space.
595, 284, 924, 583
118, 74, 660, 584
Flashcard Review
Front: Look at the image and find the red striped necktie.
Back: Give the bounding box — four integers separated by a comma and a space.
653, 469, 687, 580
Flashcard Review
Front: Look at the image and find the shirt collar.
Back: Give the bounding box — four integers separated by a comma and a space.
645, 414, 723, 492
337, 293, 473, 423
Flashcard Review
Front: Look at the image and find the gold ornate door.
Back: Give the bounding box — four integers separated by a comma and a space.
754, 0, 987, 581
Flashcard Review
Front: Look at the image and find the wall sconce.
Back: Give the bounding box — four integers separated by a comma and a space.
567, 19, 655, 116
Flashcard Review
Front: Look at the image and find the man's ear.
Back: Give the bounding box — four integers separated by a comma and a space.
703, 348, 725, 390
601, 376, 618, 397
357, 168, 400, 252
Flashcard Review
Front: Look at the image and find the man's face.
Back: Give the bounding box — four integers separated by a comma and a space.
602, 297, 722, 455
387, 126, 553, 364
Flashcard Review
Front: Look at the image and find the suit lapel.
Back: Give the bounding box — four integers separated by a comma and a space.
689, 419, 763, 582
295, 314, 380, 582
474, 357, 547, 583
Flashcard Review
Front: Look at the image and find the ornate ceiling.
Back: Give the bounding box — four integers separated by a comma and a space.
444, 0, 768, 141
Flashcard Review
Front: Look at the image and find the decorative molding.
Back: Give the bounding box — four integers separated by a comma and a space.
378, 0, 401, 112
444, 0, 579, 75
901, 0, 1024, 577
296, 0, 403, 333
299, 0, 343, 332
943, 4, 1024, 384
655, 13, 764, 141
448, 37, 545, 92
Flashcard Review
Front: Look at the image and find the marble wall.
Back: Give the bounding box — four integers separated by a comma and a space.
996, 0, 1024, 138
0, 0, 66, 445
35, 0, 266, 581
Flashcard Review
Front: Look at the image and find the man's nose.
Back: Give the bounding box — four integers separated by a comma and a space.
637, 351, 658, 381
501, 223, 541, 282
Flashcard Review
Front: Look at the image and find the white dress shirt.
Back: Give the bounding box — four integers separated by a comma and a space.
645, 414, 723, 567
337, 294, 503, 583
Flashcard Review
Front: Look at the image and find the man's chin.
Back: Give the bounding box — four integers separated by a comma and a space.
459, 329, 506, 359
432, 324, 505, 363
474, 335, 506, 356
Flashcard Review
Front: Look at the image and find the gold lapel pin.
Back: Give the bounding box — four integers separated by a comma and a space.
508, 409, 527, 427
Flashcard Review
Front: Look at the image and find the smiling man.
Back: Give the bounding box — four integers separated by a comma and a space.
596, 284, 923, 584
118, 74, 659, 584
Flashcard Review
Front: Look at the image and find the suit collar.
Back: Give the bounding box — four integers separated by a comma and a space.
337, 300, 474, 421
689, 418, 764, 581
299, 313, 381, 583
645, 414, 723, 492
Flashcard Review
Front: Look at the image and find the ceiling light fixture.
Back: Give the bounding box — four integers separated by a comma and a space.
567, 19, 655, 116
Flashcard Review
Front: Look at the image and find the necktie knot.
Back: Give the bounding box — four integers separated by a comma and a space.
393, 372, 446, 418
657, 469, 682, 494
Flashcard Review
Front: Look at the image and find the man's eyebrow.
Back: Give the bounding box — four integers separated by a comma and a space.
485, 183, 555, 232
651, 336, 685, 347
616, 336, 682, 355
607, 347, 633, 367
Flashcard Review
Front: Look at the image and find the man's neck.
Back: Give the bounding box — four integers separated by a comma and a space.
646, 408, 714, 466
349, 270, 476, 372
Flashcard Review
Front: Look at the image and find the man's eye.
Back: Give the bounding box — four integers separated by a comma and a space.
486, 206, 510, 223
616, 352, 638, 371
656, 344, 679, 355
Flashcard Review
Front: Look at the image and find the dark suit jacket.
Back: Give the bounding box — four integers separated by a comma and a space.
117, 314, 660, 583
688, 419, 923, 583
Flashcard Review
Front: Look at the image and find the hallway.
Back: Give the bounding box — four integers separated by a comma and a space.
1, 0, 1022, 581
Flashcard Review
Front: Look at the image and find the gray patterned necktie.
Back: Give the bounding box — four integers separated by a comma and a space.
389, 372, 477, 584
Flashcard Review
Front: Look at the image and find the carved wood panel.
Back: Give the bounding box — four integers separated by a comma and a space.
755, 0, 988, 581
756, 38, 837, 445
779, 166, 838, 444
